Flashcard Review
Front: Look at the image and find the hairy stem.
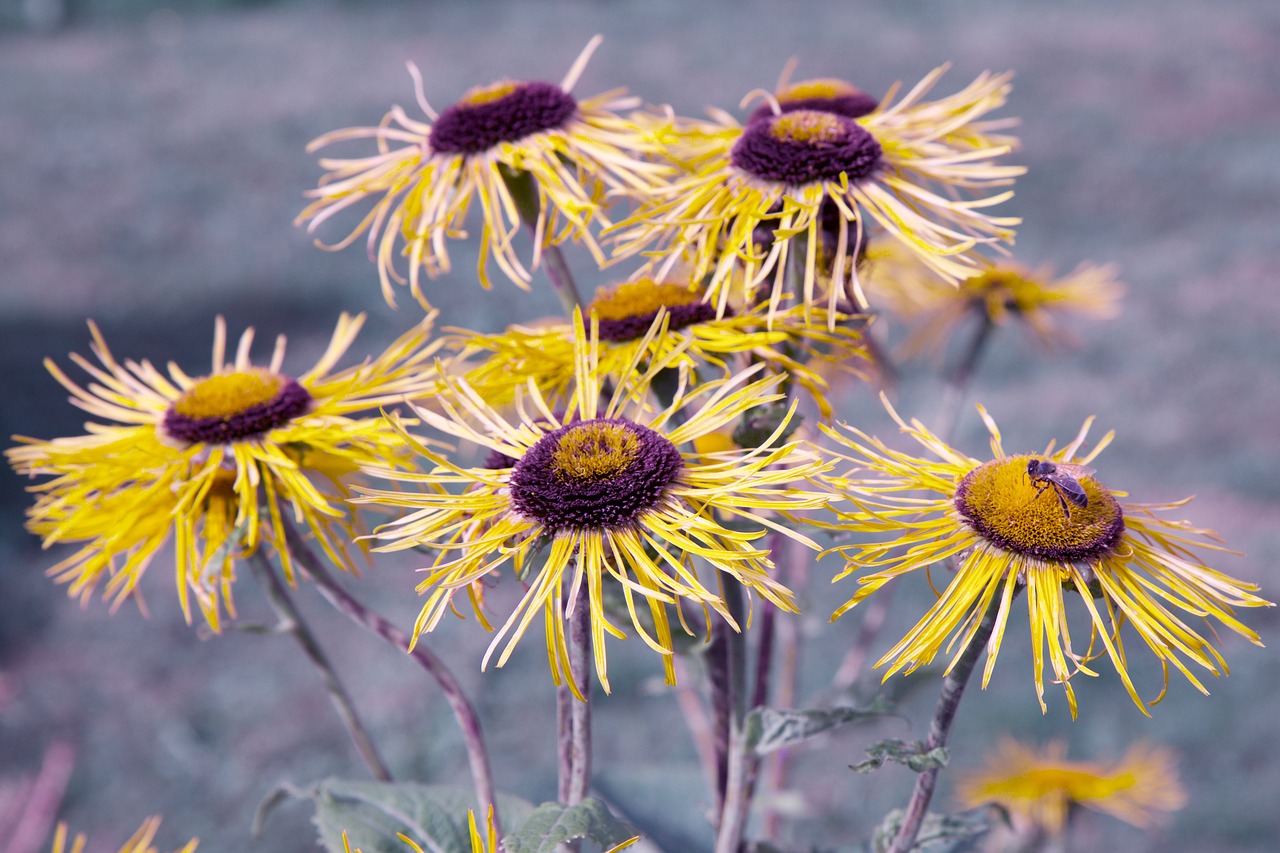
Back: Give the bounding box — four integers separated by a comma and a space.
714, 580, 751, 853
885, 603, 1001, 853
280, 519, 501, 840
248, 551, 392, 783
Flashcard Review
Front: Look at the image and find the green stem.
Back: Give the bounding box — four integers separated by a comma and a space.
713, 580, 751, 853
247, 551, 392, 782
499, 163, 586, 315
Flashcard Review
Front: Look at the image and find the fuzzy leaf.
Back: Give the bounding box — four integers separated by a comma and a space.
503, 799, 637, 853
852, 740, 949, 774
870, 808, 988, 853
744, 700, 894, 756
299, 778, 534, 853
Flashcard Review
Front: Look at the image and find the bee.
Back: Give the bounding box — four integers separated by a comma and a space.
1025, 458, 1095, 519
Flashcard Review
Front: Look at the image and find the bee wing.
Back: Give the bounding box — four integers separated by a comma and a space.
1055, 462, 1096, 478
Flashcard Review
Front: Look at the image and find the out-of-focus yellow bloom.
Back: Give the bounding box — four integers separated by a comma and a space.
957, 738, 1186, 835
51, 817, 197, 853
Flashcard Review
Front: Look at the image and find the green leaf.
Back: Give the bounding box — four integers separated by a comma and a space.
744, 699, 894, 756
870, 808, 988, 853
296, 778, 534, 853
503, 799, 637, 853
851, 740, 949, 774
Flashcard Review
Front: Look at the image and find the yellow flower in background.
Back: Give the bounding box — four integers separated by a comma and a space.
610, 67, 1023, 324
342, 808, 639, 853
359, 311, 831, 694
449, 276, 870, 419
297, 36, 668, 308
957, 738, 1186, 835
51, 817, 197, 853
863, 245, 1123, 356
7, 314, 443, 630
822, 398, 1270, 717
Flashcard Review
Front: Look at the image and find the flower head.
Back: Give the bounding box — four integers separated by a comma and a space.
449, 276, 869, 419
360, 311, 830, 692
956, 738, 1186, 835
865, 248, 1123, 356
822, 398, 1270, 716
52, 817, 197, 853
610, 67, 1023, 324
297, 36, 667, 308
8, 314, 443, 629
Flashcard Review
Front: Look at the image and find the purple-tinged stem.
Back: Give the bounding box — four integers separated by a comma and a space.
885, 604, 1000, 853
248, 551, 392, 783
280, 519, 501, 841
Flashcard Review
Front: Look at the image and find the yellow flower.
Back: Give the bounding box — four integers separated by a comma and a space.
609, 67, 1023, 324
297, 36, 668, 308
359, 311, 831, 693
822, 398, 1270, 717
864, 246, 1123, 356
7, 314, 443, 630
449, 276, 869, 419
342, 808, 639, 853
51, 817, 197, 853
956, 738, 1187, 835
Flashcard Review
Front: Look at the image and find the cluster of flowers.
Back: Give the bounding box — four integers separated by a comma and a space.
9, 37, 1268, 849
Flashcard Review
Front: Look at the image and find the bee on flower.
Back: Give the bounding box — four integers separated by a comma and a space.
820, 398, 1271, 717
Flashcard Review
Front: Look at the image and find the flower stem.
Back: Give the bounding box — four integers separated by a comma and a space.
500, 163, 586, 315
279, 519, 501, 840
567, 589, 593, 805
884, 602, 1001, 853
713, 579, 751, 853
934, 311, 994, 443
248, 551, 393, 783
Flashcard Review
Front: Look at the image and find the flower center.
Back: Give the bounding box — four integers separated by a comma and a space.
962, 268, 1040, 315
509, 418, 684, 532
1010, 766, 1137, 800
731, 110, 882, 187
164, 370, 311, 444
429, 80, 578, 155
588, 279, 718, 342
749, 78, 880, 123
954, 455, 1124, 562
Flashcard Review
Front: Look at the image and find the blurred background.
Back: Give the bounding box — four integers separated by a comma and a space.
2, 0, 1278, 850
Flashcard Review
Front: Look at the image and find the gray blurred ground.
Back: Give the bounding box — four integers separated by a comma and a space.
1, 1, 1279, 850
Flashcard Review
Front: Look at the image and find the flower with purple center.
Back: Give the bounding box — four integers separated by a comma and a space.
359, 310, 832, 693
610, 66, 1025, 326
820, 398, 1271, 717
7, 313, 445, 630
297, 36, 668, 308
747, 77, 881, 124
447, 280, 870, 420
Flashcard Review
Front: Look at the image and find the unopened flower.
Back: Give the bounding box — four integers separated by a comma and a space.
610, 67, 1023, 324
956, 738, 1186, 835
8, 314, 443, 629
342, 807, 638, 853
360, 312, 830, 692
822, 399, 1270, 716
298, 36, 667, 308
